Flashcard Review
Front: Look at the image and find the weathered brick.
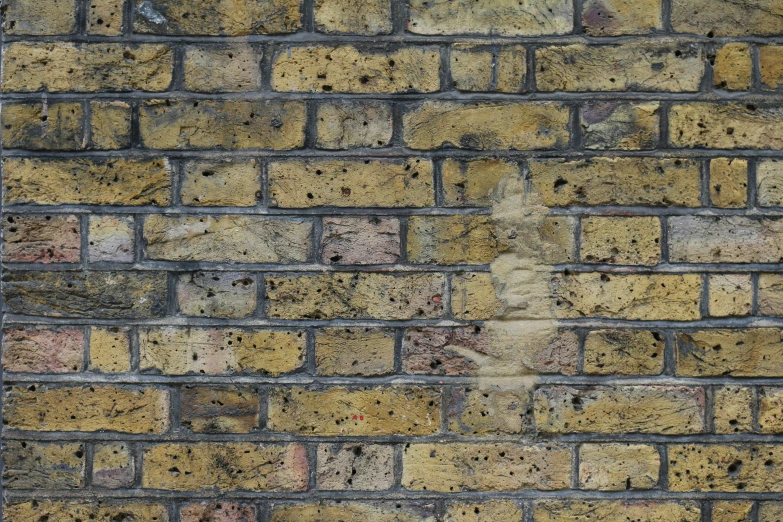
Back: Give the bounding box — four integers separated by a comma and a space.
269, 158, 434, 207
406, 0, 573, 36
3, 385, 170, 433
584, 330, 665, 375
581, 102, 660, 150
3, 441, 84, 489
139, 100, 305, 150
3, 215, 81, 263
317, 444, 394, 490
669, 445, 783, 492
315, 328, 395, 376
88, 215, 135, 263
3, 157, 172, 206
677, 329, 783, 377
407, 215, 498, 265
176, 272, 256, 318
579, 443, 660, 490
403, 327, 489, 376
710, 158, 748, 208
582, 0, 662, 35
181, 503, 255, 522
451, 272, 503, 320
2, 43, 172, 92
760, 388, 783, 434
272, 46, 439, 93
714, 386, 754, 434
316, 100, 393, 149
268, 386, 441, 435
89, 327, 131, 373
404, 101, 570, 150
553, 273, 702, 320
442, 158, 519, 207
181, 159, 261, 207
534, 386, 705, 434
2, 326, 84, 373
580, 216, 660, 265
2, 271, 167, 318
266, 273, 445, 319
761, 46, 783, 90
714, 43, 752, 90
402, 443, 572, 491
144, 215, 311, 262
2, 102, 84, 150
447, 386, 531, 435
93, 442, 134, 488
709, 274, 752, 317
322, 217, 401, 264
142, 443, 308, 491
669, 103, 783, 149
181, 385, 259, 433
669, 216, 783, 263
450, 44, 493, 92
445, 501, 524, 522
1, 0, 76, 34
496, 46, 528, 93
135, 0, 301, 35
88, 0, 124, 35
529, 157, 701, 207
761, 503, 783, 522
537, 42, 703, 92
314, 0, 392, 35
140, 327, 305, 376
760, 274, 783, 316
534, 501, 701, 522
713, 502, 753, 522
184, 45, 263, 92
90, 101, 132, 149
5, 501, 167, 522
757, 159, 783, 207
270, 502, 437, 522
671, 0, 783, 36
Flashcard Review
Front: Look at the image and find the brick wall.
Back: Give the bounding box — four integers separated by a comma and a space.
2, 0, 783, 520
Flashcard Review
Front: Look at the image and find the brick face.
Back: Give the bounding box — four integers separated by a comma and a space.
3, 0, 782, 516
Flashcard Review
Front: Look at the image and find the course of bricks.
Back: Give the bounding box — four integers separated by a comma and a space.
2, 0, 783, 520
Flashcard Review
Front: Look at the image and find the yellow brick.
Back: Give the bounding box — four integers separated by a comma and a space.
407, 215, 498, 264
1, 0, 76, 35
181, 386, 259, 433
442, 158, 519, 207
314, 0, 392, 34
670, 103, 783, 149
184, 45, 262, 92
761, 45, 783, 90
450, 45, 493, 92
760, 274, 783, 315
181, 159, 261, 207
272, 46, 440, 93
714, 43, 752, 90
714, 386, 754, 434
677, 329, 783, 377
581, 102, 660, 150
315, 328, 396, 376
495, 46, 527, 93
534, 501, 701, 522
268, 386, 440, 435
580, 216, 660, 265
5, 502, 167, 522
269, 158, 433, 207
759, 388, 783, 434
669, 445, 783, 492
3, 385, 169, 434
89, 327, 131, 373
316, 101, 393, 149
757, 159, 783, 207
709, 274, 752, 317
579, 443, 660, 490
451, 272, 502, 320
93, 442, 134, 488
88, 0, 124, 35
2, 102, 84, 150
710, 158, 748, 208
582, 0, 662, 35
671, 0, 783, 36
271, 502, 437, 522
713, 502, 753, 522
3, 441, 85, 489
444, 501, 524, 522
90, 101, 132, 150
584, 330, 665, 375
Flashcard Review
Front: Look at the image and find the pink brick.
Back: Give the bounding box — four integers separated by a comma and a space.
181, 503, 255, 522
321, 217, 400, 264
3, 215, 80, 263
2, 326, 84, 373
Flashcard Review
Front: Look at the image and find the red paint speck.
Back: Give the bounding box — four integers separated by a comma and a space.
432, 295, 442, 303
359, 415, 364, 421
352, 415, 358, 420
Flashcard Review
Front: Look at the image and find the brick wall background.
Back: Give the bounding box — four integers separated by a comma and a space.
2, 0, 783, 520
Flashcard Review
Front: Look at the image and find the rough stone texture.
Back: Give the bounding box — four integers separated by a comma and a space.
314, 0, 392, 34
273, 46, 440, 93
761, 46, 783, 90
709, 274, 753, 317
316, 444, 394, 490
534, 501, 701, 522
180, 385, 259, 433
583, 330, 665, 375
270, 502, 438, 522
139, 327, 305, 375
403, 101, 570, 150
184, 45, 262, 92
714, 386, 754, 434
581, 102, 660, 150
442, 159, 519, 207
757, 160, 783, 207
181, 503, 255, 522
90, 101, 132, 149
315, 328, 396, 376
88, 0, 124, 35
321, 217, 401, 264
269, 158, 433, 207
444, 501, 524, 522
759, 388, 783, 434
580, 216, 661, 265
1, 0, 77, 35
669, 445, 783, 492
4, 502, 168, 521
669, 216, 783, 263
710, 158, 748, 208
316, 101, 393, 149
2, 102, 84, 150
578, 443, 660, 490
760, 274, 783, 316
582, 0, 662, 35
408, 215, 498, 264
3, 441, 85, 489
714, 44, 752, 91
669, 103, 783, 149
88, 215, 135, 262
670, 0, 783, 36
93, 443, 134, 488
181, 159, 261, 207
89, 327, 131, 373
268, 386, 441, 435
676, 329, 783, 377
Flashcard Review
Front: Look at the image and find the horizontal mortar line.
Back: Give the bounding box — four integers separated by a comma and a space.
3, 90, 783, 102
552, 263, 783, 273
4, 148, 783, 159
556, 318, 783, 328
1, 206, 493, 216
5, 490, 783, 501
1, 262, 491, 273
5, 32, 783, 44
4, 431, 783, 443
549, 207, 783, 216
5, 373, 783, 386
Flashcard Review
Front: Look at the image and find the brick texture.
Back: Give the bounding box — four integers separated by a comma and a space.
2, 0, 782, 518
